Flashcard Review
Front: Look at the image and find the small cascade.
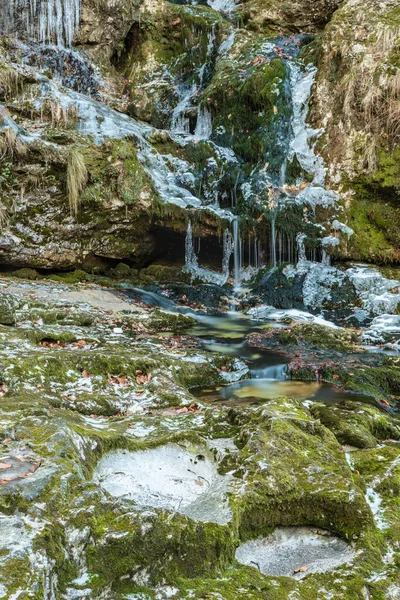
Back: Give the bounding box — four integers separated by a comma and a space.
171, 85, 196, 135
2, 0, 81, 47
207, 0, 237, 12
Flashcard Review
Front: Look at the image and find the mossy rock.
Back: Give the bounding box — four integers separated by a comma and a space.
310, 402, 400, 449
0, 292, 17, 325
12, 268, 39, 280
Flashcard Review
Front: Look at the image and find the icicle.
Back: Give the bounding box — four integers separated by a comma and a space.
270, 210, 277, 268
3, 0, 81, 47
194, 106, 212, 140
184, 221, 233, 285
296, 233, 307, 266
233, 218, 242, 290
222, 229, 234, 281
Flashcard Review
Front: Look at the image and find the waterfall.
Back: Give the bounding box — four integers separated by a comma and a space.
2, 0, 81, 47
185, 221, 198, 274
171, 25, 216, 140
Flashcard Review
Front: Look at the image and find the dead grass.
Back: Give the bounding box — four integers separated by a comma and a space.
67, 148, 87, 216
0, 127, 27, 159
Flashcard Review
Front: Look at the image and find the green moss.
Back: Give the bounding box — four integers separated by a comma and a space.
204, 56, 289, 171
278, 323, 359, 352
12, 268, 39, 280
310, 403, 400, 449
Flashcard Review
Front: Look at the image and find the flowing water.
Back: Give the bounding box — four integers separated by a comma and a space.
127, 286, 377, 409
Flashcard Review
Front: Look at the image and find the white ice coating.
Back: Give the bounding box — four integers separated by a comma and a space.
8, 0, 81, 47
247, 305, 342, 329
194, 106, 213, 140
184, 221, 233, 285
93, 445, 232, 525
332, 220, 354, 238
171, 26, 216, 141
346, 265, 400, 316
207, 0, 237, 12
288, 63, 339, 210
27, 78, 235, 219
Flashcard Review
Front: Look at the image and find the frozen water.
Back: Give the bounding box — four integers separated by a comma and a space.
207, 0, 237, 12
247, 305, 341, 329
93, 445, 232, 525
184, 221, 233, 285
194, 106, 213, 140
5, 0, 81, 47
235, 527, 355, 578
346, 265, 400, 316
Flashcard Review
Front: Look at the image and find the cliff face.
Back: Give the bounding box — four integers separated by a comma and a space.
0, 0, 400, 274
308, 0, 400, 262
239, 0, 342, 34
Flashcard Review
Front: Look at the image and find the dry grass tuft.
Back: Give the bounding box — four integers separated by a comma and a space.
67, 148, 87, 217
0, 127, 27, 159
40, 99, 79, 128
0, 66, 22, 100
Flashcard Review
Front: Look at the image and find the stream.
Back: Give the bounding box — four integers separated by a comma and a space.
127, 286, 377, 410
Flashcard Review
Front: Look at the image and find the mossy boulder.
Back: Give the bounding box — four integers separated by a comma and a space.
0, 292, 17, 325
310, 402, 400, 449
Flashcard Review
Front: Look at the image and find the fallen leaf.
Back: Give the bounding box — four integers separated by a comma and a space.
0, 462, 11, 470
293, 566, 308, 575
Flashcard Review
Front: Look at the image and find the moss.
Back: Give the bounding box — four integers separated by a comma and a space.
12, 268, 39, 280
278, 323, 360, 352
204, 55, 290, 172
340, 362, 400, 400
310, 403, 400, 449
46, 269, 92, 284
140, 264, 191, 284
148, 309, 196, 332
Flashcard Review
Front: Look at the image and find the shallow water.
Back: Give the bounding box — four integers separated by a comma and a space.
125, 286, 380, 409
235, 527, 355, 578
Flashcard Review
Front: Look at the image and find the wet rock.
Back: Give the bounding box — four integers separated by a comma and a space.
93, 444, 232, 524
235, 527, 356, 577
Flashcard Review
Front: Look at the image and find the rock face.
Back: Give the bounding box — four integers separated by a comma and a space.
76, 0, 142, 60
240, 0, 343, 33
308, 0, 400, 262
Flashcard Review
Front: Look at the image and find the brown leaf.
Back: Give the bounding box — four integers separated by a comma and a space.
2, 438, 12, 445
0, 462, 11, 470
293, 566, 308, 575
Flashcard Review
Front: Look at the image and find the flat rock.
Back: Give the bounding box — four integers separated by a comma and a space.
93, 444, 232, 525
